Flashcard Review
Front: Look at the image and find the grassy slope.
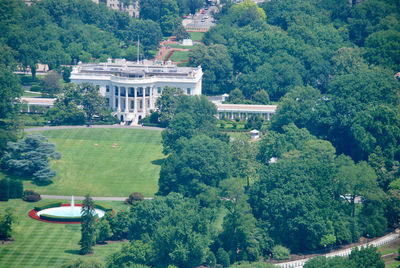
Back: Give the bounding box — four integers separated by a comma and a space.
170, 50, 190, 62
24, 128, 163, 197
189, 32, 204, 41
0, 199, 129, 268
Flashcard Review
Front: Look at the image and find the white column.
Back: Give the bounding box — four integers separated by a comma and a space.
117, 86, 121, 112
134, 87, 137, 113
150, 86, 154, 109
142, 90, 146, 115
267, 113, 270, 121
124, 88, 129, 113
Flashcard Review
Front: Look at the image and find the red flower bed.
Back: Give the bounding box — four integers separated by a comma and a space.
28, 204, 115, 224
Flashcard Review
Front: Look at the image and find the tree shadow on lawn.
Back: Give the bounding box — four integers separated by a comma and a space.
151, 158, 164, 166
64, 249, 80, 255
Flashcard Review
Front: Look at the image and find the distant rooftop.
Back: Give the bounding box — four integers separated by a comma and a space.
73, 58, 200, 78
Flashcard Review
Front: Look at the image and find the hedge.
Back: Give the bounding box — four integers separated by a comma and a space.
39, 214, 82, 222
94, 203, 112, 212
35, 202, 62, 211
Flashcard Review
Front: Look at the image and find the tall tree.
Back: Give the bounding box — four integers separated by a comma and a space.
80, 195, 96, 255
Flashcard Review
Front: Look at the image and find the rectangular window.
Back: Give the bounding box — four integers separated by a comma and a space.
115, 99, 118, 108
157, 87, 162, 94
148, 100, 150, 107
145, 87, 150, 96
131, 100, 134, 110
106, 98, 110, 106
187, 88, 191, 95
106, 85, 110, 92
140, 100, 142, 109
115, 86, 119, 95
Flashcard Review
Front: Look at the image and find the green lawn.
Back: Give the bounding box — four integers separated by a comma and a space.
24, 128, 163, 197
168, 43, 193, 49
170, 50, 190, 62
22, 91, 42, 98
0, 199, 129, 268
189, 32, 204, 41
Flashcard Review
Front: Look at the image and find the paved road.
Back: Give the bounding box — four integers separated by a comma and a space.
184, 6, 217, 29
41, 195, 153, 201
25, 125, 164, 132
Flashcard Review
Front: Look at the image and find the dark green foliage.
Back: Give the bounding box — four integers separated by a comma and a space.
216, 248, 230, 267
218, 178, 262, 262
245, 114, 263, 130
1, 133, 61, 185
0, 208, 15, 240
158, 135, 231, 197
155, 87, 184, 127
34, 202, 62, 211
96, 217, 111, 243
272, 245, 290, 260
304, 256, 353, 268
39, 214, 82, 222
108, 210, 130, 240
189, 44, 234, 95
106, 240, 151, 267
61, 258, 105, 268
0, 66, 23, 158
80, 195, 96, 255
124, 192, 144, 205
348, 246, 384, 268
128, 193, 215, 267
40, 71, 62, 97
8, 179, 23, 199
22, 190, 41, 202
161, 95, 218, 154
46, 83, 110, 126
0, 180, 9, 201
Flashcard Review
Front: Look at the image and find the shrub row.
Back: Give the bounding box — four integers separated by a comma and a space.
94, 203, 112, 212
34, 202, 62, 211
0, 179, 23, 201
39, 214, 82, 222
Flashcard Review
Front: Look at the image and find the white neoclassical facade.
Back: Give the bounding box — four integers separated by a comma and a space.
70, 59, 203, 125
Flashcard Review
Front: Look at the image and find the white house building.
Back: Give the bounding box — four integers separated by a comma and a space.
70, 59, 203, 125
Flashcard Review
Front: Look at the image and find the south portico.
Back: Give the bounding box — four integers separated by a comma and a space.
70, 59, 203, 125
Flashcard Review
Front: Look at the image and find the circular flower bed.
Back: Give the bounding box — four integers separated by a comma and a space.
29, 202, 115, 224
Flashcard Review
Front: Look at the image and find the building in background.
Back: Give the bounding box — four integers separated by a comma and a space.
25, 0, 139, 17
70, 59, 203, 125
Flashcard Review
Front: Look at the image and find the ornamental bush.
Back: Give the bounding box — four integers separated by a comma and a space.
272, 245, 290, 260
34, 202, 62, 211
0, 179, 9, 201
23, 190, 41, 202
8, 179, 23, 199
40, 214, 82, 222
124, 192, 144, 205
0, 179, 23, 201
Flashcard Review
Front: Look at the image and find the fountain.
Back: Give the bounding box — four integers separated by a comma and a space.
35, 196, 105, 222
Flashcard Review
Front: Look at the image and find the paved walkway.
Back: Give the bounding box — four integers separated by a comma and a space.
41, 195, 153, 201
275, 232, 400, 268
25, 125, 163, 132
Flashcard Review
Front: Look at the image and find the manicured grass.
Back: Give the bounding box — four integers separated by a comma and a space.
24, 128, 163, 197
168, 43, 193, 49
0, 199, 129, 268
169, 50, 190, 62
22, 91, 42, 98
189, 32, 204, 41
